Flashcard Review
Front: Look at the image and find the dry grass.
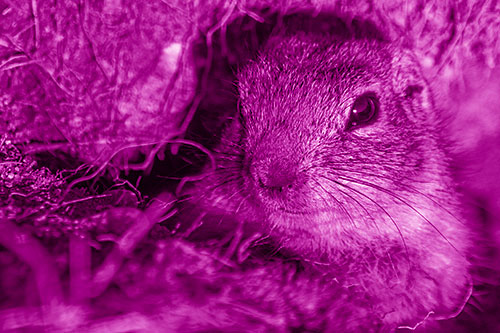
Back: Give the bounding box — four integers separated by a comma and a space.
0, 0, 499, 331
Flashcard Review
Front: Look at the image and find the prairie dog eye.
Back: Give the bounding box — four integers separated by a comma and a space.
347, 94, 379, 129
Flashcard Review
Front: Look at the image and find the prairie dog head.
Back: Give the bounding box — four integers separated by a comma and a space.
193, 29, 471, 322
226, 34, 463, 255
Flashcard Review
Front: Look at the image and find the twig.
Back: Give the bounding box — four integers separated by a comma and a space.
31, 0, 40, 50
397, 311, 434, 330
59, 139, 177, 202
220, 220, 243, 263
173, 138, 216, 196
108, 178, 143, 203
237, 232, 262, 263
0, 60, 38, 71
56, 194, 112, 208
125, 142, 166, 172
181, 212, 206, 237
91, 197, 176, 298
0, 54, 29, 68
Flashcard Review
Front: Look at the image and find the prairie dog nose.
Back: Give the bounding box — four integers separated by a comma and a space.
250, 149, 302, 193
255, 160, 298, 191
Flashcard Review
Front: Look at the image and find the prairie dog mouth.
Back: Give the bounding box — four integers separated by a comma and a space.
278, 207, 311, 215
277, 206, 330, 215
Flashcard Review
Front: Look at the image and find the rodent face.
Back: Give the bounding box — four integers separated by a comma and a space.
191, 30, 472, 327
230, 36, 452, 252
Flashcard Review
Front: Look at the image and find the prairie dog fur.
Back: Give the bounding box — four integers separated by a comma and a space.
186, 16, 473, 330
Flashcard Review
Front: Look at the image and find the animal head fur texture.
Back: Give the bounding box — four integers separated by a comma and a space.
191, 30, 472, 328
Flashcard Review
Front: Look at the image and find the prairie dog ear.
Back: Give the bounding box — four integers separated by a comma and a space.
391, 49, 436, 124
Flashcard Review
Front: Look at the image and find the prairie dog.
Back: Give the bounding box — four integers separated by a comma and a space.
186, 17, 473, 330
